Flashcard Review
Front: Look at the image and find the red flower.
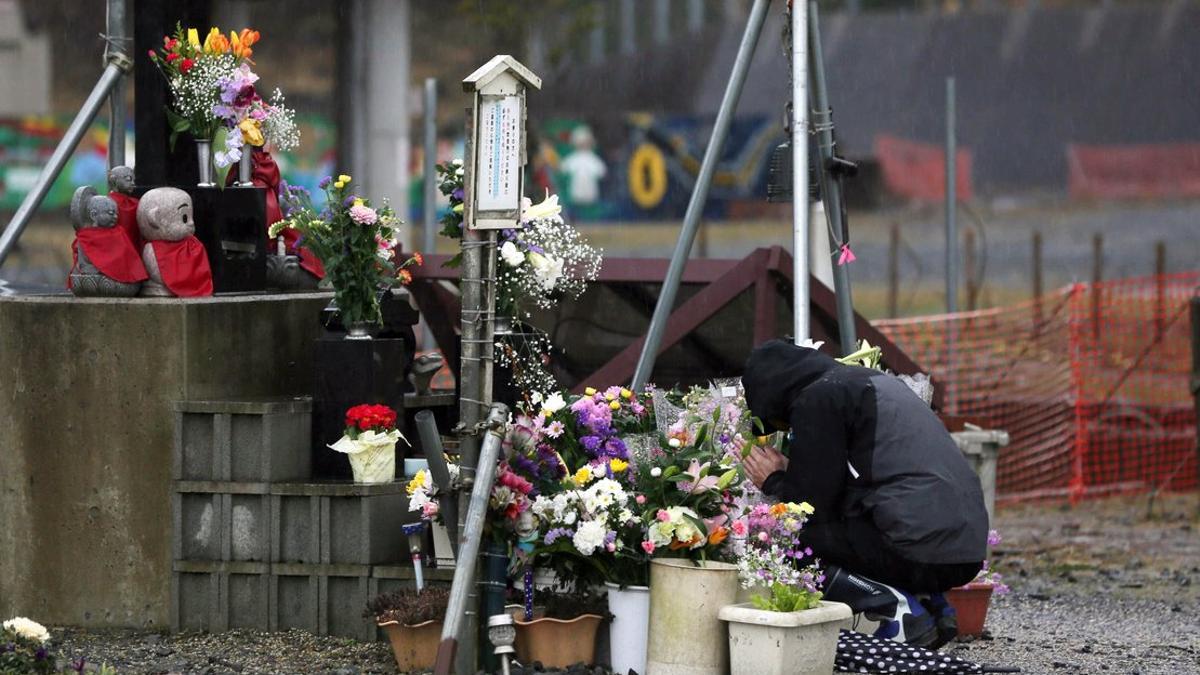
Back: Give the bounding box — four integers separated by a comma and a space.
344, 403, 397, 433
412, 252, 424, 267
163, 37, 179, 51
179, 58, 195, 74
166, 52, 181, 63
397, 269, 413, 285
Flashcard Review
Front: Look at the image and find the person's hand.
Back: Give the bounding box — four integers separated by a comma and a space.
742, 445, 787, 489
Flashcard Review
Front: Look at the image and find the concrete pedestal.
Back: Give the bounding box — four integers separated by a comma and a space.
0, 293, 330, 628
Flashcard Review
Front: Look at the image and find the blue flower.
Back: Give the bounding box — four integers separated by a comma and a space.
318, 176, 332, 189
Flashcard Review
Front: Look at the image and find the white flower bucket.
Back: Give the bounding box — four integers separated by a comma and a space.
718, 601, 852, 675
646, 559, 739, 675
606, 582, 650, 675
329, 430, 400, 484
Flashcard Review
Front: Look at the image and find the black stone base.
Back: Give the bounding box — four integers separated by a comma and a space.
188, 186, 267, 294
312, 336, 414, 479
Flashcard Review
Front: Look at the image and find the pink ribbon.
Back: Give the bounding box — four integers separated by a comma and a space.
837, 243, 857, 266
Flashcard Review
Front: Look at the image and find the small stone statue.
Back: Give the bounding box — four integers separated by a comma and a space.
266, 236, 321, 291
107, 166, 142, 249
67, 185, 147, 297
137, 187, 214, 297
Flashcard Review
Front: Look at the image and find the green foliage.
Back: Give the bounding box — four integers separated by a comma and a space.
749, 582, 824, 613
0, 628, 54, 674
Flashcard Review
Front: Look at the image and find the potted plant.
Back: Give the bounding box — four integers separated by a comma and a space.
273, 172, 422, 338
328, 404, 407, 483
514, 590, 608, 669
366, 586, 449, 672
946, 529, 1010, 637
719, 502, 851, 675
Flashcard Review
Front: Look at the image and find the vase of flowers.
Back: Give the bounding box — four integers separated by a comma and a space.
149, 24, 261, 186
718, 502, 850, 675
328, 404, 406, 483
946, 529, 1009, 637
275, 173, 421, 336
366, 586, 449, 672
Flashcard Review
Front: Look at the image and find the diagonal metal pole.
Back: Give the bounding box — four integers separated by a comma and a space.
808, 0, 857, 355
0, 52, 131, 268
106, 0, 128, 170
631, 0, 773, 390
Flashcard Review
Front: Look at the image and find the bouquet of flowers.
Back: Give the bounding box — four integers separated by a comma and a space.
329, 404, 407, 483
633, 421, 745, 564
406, 463, 460, 523
210, 64, 300, 168
273, 174, 422, 327
149, 24, 260, 146
1, 616, 53, 674
733, 502, 825, 612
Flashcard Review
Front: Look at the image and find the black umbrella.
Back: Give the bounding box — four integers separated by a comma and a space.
837, 630, 1019, 674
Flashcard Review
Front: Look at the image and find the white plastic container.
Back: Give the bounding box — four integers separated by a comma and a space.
605, 582, 650, 675
346, 440, 396, 483
718, 601, 852, 675
646, 559, 739, 675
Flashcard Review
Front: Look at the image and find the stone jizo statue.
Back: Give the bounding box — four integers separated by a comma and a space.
137, 187, 213, 298
67, 185, 146, 297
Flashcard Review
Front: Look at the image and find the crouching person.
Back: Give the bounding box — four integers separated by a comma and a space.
741, 339, 987, 649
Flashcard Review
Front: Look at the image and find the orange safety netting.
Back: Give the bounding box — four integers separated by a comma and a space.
875, 273, 1199, 504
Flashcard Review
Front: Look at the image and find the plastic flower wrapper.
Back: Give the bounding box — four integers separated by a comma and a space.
732, 502, 825, 612
329, 403, 408, 456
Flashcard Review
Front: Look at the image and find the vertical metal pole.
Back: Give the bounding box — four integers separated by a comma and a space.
0, 56, 130, 268
808, 0, 854, 354
1032, 230, 1043, 327
945, 77, 958, 314
106, 0, 127, 169
887, 223, 899, 319
1092, 233, 1103, 341
654, 0, 671, 45
792, 0, 810, 344
620, 0, 637, 55
1154, 240, 1166, 341
423, 78, 438, 350
631, 0, 773, 390
1190, 297, 1200, 516
964, 227, 977, 311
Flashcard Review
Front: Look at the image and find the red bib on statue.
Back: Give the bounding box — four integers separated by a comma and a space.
71, 228, 149, 285
151, 238, 214, 297
109, 192, 142, 250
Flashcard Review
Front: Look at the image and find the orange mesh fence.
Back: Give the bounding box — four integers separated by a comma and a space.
875, 273, 1200, 504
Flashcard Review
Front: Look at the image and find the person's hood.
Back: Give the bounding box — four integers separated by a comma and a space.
742, 339, 840, 431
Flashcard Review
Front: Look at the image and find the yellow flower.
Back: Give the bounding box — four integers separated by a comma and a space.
797, 501, 815, 515
609, 458, 629, 473
573, 466, 592, 486
609, 401, 620, 411
620, 388, 633, 400
338, 174, 352, 183
239, 118, 264, 146
405, 470, 427, 495
353, 198, 365, 207
333, 180, 346, 189
542, 410, 553, 418
187, 28, 201, 49
584, 387, 597, 396
605, 392, 617, 401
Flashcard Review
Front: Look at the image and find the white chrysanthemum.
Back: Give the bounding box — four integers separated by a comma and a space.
500, 241, 525, 267
572, 519, 608, 556
3, 617, 49, 644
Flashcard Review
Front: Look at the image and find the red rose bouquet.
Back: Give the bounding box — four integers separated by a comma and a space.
329, 403, 407, 483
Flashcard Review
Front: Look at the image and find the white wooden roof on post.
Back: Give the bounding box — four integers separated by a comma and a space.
462, 55, 542, 93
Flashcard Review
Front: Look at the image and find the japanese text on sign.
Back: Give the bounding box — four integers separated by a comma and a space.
476, 95, 522, 213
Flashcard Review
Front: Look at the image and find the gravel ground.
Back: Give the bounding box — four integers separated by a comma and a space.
51, 494, 1199, 674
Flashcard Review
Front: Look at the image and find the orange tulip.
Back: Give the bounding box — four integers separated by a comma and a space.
707, 526, 730, 546
203, 27, 230, 54
231, 28, 260, 61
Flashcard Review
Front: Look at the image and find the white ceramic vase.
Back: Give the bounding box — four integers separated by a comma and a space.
718, 601, 852, 675
605, 581, 650, 675
646, 559, 739, 675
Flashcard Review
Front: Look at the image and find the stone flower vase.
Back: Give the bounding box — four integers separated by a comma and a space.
514, 614, 603, 669
379, 619, 442, 672
718, 601, 852, 675
945, 582, 995, 636
646, 559, 740, 675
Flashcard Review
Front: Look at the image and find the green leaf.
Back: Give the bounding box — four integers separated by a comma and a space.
661, 465, 680, 479
716, 469, 738, 490
683, 512, 709, 536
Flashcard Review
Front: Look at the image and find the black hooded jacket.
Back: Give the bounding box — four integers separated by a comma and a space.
742, 340, 988, 565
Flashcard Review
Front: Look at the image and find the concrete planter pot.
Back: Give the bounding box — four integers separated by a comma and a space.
945, 582, 995, 636
646, 558, 739, 675
605, 582, 650, 675
379, 619, 442, 672
718, 601, 852, 675
514, 614, 603, 669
